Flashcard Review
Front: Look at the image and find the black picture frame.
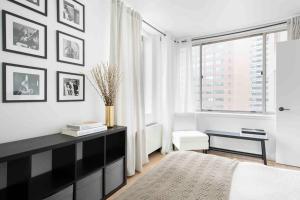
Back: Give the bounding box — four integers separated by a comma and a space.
8, 0, 48, 16
2, 62, 47, 103
2, 10, 47, 59
57, 71, 85, 102
57, 30, 85, 66
57, 0, 85, 32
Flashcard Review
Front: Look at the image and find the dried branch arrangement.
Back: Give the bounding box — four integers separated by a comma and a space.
91, 63, 120, 106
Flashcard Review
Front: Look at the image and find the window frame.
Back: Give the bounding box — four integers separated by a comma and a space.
194, 29, 287, 114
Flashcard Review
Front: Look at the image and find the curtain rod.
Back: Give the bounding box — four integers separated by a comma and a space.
142, 20, 167, 37
192, 20, 288, 42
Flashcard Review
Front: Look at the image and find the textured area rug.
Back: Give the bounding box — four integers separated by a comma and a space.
116, 151, 238, 200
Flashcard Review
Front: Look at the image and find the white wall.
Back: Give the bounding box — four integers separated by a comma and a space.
0, 0, 111, 143
174, 113, 276, 160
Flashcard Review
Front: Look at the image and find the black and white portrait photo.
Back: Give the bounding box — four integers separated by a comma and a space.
13, 22, 39, 50
3, 11, 47, 58
63, 39, 79, 60
57, 31, 84, 66
57, 72, 85, 102
13, 72, 40, 95
8, 0, 47, 16
63, 0, 80, 25
2, 63, 47, 103
58, 0, 85, 32
63, 78, 80, 96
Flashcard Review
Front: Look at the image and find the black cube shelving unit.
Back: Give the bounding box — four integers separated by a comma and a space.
0, 126, 127, 200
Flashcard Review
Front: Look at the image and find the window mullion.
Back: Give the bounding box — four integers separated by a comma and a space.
262, 33, 267, 113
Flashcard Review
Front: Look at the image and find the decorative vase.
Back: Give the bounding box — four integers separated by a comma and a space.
105, 106, 115, 128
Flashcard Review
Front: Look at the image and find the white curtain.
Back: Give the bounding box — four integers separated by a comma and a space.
153, 35, 176, 154
288, 16, 300, 40
152, 37, 197, 154
174, 39, 197, 113
110, 0, 148, 176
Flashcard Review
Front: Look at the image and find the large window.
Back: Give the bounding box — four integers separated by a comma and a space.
193, 30, 287, 113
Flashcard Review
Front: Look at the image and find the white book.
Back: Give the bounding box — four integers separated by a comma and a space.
67, 122, 105, 131
62, 126, 107, 137
241, 128, 265, 135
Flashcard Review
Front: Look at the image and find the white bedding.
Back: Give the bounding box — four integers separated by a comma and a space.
230, 162, 300, 200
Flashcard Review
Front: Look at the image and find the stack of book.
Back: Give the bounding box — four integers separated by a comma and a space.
241, 128, 266, 137
62, 122, 107, 137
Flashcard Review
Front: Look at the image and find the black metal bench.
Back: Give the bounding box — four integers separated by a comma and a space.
205, 130, 268, 165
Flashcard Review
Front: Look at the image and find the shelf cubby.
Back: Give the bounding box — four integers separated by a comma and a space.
77, 136, 105, 179
29, 144, 76, 200
0, 156, 31, 200
0, 182, 29, 200
105, 158, 125, 195
106, 131, 126, 164
44, 185, 73, 200
31, 151, 52, 178
76, 169, 103, 200
52, 144, 76, 179
28, 170, 74, 200
7, 156, 31, 186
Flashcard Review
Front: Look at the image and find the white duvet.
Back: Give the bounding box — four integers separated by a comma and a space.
230, 162, 300, 200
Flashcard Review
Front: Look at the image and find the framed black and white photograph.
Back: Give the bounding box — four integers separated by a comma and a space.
2, 63, 47, 103
8, 0, 48, 16
57, 71, 85, 102
2, 10, 47, 58
57, 0, 85, 32
57, 31, 85, 66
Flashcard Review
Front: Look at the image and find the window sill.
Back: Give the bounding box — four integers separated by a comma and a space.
196, 111, 275, 120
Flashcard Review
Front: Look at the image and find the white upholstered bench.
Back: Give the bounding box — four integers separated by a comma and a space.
172, 131, 209, 151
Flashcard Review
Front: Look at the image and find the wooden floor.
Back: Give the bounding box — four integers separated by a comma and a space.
109, 150, 300, 199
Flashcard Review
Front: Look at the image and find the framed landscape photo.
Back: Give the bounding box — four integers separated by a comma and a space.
57, 0, 85, 32
8, 0, 48, 16
2, 63, 47, 103
57, 71, 85, 102
57, 31, 85, 66
2, 10, 47, 58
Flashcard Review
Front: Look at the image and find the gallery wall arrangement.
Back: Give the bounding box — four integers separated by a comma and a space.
1, 0, 86, 104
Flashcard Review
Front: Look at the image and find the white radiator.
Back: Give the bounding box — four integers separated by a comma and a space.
146, 124, 162, 155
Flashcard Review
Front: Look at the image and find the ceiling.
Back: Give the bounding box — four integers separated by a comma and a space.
126, 0, 300, 38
